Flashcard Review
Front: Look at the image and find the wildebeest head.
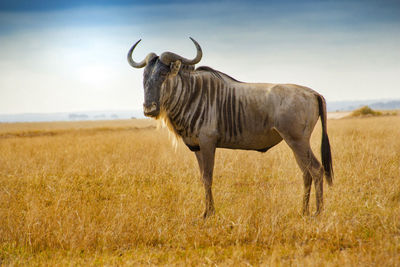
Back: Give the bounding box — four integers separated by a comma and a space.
127, 38, 202, 117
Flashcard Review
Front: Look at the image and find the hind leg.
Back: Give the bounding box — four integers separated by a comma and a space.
295, 152, 323, 215
279, 132, 324, 215
302, 171, 312, 215
294, 145, 324, 215
313, 166, 324, 215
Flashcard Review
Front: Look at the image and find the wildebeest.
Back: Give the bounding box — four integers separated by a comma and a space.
127, 38, 333, 218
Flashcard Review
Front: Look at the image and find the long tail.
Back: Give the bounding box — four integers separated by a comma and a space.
317, 95, 333, 186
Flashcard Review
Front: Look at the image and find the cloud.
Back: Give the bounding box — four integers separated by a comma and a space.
0, 24, 145, 113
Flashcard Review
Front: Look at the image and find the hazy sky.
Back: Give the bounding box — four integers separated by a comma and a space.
0, 0, 399, 114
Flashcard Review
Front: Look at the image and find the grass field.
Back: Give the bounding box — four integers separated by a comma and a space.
0, 116, 399, 265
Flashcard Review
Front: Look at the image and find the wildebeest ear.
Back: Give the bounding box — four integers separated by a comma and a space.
170, 60, 181, 76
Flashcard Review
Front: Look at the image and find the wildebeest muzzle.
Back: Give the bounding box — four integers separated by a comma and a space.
143, 102, 159, 117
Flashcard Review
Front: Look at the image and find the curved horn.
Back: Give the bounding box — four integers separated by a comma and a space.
160, 37, 202, 66
127, 39, 157, 68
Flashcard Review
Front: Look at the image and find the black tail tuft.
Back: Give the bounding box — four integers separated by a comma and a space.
317, 95, 334, 185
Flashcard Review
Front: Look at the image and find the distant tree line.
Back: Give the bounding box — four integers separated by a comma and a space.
69, 114, 89, 120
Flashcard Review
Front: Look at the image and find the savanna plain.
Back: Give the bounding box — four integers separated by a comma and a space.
0, 115, 399, 266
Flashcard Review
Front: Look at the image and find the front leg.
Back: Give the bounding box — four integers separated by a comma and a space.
194, 151, 204, 178
196, 135, 217, 218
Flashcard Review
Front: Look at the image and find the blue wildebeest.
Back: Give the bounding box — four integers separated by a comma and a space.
127, 38, 333, 218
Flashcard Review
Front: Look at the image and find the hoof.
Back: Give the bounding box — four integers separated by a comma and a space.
302, 209, 310, 216
313, 210, 322, 217
202, 208, 215, 219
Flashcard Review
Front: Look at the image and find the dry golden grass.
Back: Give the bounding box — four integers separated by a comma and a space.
0, 119, 155, 134
0, 116, 399, 265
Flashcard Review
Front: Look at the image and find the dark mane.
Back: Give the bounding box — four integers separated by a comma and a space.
195, 66, 243, 83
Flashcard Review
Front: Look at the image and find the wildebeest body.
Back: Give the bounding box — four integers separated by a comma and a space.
161, 68, 319, 153
127, 38, 333, 218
